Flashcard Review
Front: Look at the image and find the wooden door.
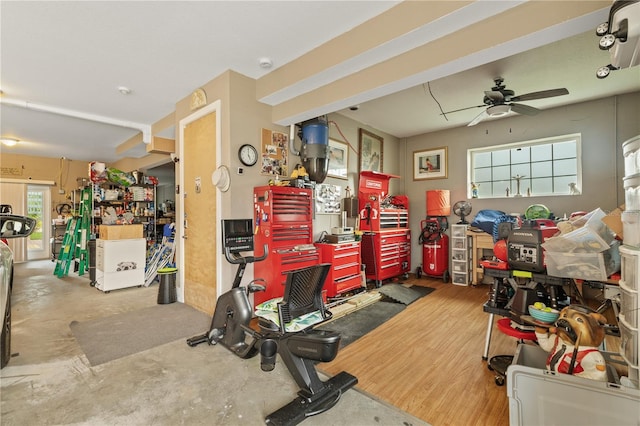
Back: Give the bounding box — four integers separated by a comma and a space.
182, 111, 218, 314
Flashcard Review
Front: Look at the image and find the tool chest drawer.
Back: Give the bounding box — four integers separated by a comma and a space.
315, 241, 362, 297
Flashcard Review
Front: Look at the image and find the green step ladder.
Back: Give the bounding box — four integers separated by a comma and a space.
54, 187, 92, 278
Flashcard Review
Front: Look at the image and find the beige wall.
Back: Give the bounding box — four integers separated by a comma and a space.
403, 91, 640, 270
0, 153, 88, 211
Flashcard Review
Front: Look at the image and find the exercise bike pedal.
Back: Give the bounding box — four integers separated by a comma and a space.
186, 334, 208, 347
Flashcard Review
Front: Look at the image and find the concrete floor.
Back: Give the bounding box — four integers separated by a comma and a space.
1, 260, 428, 426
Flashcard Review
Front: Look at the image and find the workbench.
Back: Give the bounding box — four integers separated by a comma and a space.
481, 267, 580, 360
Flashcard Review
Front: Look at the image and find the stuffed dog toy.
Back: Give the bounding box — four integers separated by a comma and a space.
535, 304, 608, 381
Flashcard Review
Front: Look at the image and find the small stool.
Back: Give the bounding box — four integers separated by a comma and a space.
488, 318, 537, 386
157, 267, 177, 304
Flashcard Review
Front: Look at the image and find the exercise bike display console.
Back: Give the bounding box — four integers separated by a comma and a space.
187, 219, 357, 425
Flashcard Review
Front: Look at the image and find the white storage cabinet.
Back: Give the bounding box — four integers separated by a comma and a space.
95, 238, 146, 292
450, 224, 471, 286
617, 135, 640, 388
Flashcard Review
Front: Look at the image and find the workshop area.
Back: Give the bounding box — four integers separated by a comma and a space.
2, 2, 640, 425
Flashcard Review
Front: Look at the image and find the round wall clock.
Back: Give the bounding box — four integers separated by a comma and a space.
238, 144, 258, 166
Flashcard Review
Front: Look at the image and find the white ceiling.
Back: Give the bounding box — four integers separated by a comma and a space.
1, 1, 638, 164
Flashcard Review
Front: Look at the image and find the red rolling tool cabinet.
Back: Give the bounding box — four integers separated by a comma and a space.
358, 171, 411, 287
253, 186, 320, 305
314, 241, 363, 298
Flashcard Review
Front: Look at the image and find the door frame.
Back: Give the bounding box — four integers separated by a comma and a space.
176, 100, 222, 303
27, 184, 52, 260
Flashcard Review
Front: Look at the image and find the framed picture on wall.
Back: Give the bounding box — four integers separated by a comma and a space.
358, 129, 383, 173
413, 147, 448, 180
327, 139, 348, 179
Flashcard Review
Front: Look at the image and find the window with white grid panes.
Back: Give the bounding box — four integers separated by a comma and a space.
468, 133, 581, 199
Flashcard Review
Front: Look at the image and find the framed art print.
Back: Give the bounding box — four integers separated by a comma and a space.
327, 139, 348, 179
413, 147, 447, 180
358, 129, 383, 173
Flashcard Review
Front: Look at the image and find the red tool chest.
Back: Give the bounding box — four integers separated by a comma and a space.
358, 171, 411, 286
253, 186, 320, 305
314, 241, 363, 297
361, 230, 411, 286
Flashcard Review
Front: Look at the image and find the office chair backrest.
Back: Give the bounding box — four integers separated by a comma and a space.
278, 263, 331, 331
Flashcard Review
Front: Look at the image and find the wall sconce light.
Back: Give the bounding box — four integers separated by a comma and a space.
1, 138, 19, 147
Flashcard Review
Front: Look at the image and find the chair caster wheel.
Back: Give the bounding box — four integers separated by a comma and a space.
495, 376, 505, 386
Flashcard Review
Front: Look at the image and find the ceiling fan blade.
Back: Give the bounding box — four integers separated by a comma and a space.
484, 90, 504, 103
511, 88, 569, 102
510, 103, 540, 116
440, 104, 485, 115
467, 109, 488, 126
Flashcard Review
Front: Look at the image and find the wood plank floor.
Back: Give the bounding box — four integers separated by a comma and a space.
319, 277, 519, 426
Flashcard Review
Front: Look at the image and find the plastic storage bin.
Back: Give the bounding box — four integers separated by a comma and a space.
622, 210, 640, 248
542, 208, 615, 253
623, 135, 640, 176
619, 280, 638, 327
544, 241, 621, 281
619, 316, 638, 368
507, 344, 640, 426
620, 245, 640, 288
624, 174, 640, 211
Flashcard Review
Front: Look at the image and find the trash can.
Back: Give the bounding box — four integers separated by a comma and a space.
157, 267, 177, 304
88, 239, 97, 286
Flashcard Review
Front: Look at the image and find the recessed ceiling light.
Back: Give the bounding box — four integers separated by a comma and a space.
118, 86, 132, 95
1, 138, 19, 147
258, 57, 273, 69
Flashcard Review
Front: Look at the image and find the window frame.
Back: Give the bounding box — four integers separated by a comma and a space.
467, 133, 582, 199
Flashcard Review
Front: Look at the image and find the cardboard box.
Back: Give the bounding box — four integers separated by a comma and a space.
99, 224, 143, 240
602, 205, 625, 240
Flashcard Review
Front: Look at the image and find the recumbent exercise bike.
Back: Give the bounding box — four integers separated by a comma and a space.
187, 219, 357, 425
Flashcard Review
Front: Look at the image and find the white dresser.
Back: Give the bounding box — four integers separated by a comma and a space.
95, 238, 146, 292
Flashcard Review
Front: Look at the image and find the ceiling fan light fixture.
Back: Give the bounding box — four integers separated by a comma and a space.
1, 137, 19, 147
487, 104, 511, 117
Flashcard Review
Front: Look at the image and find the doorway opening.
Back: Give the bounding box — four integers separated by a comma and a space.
27, 185, 51, 260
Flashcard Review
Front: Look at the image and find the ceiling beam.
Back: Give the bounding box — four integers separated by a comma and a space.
267, 0, 609, 126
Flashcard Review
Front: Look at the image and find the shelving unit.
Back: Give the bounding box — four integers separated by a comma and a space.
467, 230, 495, 285
92, 183, 157, 245
450, 225, 472, 286
618, 135, 640, 388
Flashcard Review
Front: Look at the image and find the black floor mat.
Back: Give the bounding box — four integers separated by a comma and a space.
318, 301, 406, 348
378, 284, 435, 305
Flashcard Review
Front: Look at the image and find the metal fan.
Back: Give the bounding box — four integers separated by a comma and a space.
443, 77, 569, 126
453, 201, 472, 224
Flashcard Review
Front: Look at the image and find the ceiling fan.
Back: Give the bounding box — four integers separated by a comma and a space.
443, 77, 569, 127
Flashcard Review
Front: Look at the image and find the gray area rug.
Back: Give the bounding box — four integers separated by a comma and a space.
70, 303, 210, 366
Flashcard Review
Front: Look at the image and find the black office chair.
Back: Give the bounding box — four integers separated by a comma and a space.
255, 263, 358, 425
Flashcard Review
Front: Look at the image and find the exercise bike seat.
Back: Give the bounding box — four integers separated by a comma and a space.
256, 264, 342, 365
255, 263, 358, 425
